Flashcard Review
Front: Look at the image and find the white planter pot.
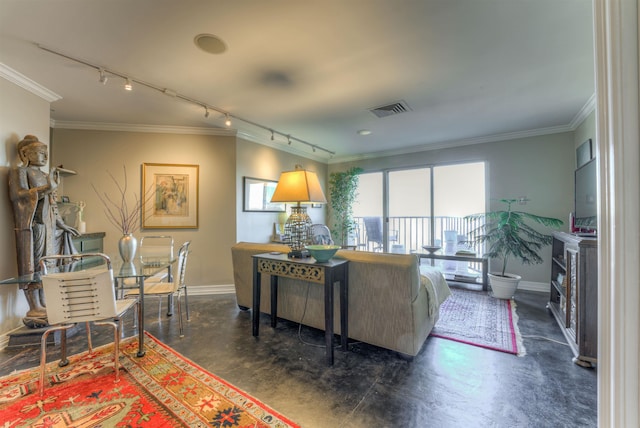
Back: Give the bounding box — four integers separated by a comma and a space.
488, 273, 522, 299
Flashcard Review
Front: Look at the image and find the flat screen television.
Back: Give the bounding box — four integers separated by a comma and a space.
574, 158, 597, 234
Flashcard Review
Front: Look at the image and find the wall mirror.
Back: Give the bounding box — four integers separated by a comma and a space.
243, 177, 286, 212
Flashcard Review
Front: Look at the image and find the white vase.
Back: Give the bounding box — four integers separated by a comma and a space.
488, 273, 521, 299
118, 233, 138, 262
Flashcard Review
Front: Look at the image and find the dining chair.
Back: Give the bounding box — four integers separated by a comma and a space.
120, 235, 174, 293
125, 241, 191, 337
38, 253, 138, 395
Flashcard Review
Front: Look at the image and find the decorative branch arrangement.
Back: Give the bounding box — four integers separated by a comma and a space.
92, 166, 142, 235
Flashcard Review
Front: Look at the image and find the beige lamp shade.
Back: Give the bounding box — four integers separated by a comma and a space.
270, 166, 327, 204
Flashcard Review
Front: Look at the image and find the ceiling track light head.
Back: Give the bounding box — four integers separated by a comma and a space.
98, 68, 108, 85
270, 130, 275, 141
287, 135, 292, 145
124, 78, 132, 91
224, 113, 231, 127
204, 107, 210, 118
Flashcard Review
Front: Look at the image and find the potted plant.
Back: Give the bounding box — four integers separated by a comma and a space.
328, 167, 363, 248
465, 198, 563, 299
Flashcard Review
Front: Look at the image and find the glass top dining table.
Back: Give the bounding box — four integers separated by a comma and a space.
0, 254, 176, 358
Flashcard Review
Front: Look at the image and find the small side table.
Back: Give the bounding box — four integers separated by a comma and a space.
252, 252, 349, 365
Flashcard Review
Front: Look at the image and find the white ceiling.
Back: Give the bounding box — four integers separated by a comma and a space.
0, 0, 594, 162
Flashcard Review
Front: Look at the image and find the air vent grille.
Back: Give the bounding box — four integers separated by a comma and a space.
369, 100, 411, 118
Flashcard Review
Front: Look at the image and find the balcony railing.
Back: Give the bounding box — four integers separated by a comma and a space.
353, 215, 484, 255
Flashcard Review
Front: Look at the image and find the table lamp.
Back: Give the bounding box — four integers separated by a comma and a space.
270, 165, 327, 258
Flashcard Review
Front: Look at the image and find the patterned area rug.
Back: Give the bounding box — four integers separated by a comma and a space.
0, 332, 299, 427
431, 288, 526, 356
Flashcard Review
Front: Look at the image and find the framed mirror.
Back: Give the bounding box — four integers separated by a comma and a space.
243, 177, 286, 212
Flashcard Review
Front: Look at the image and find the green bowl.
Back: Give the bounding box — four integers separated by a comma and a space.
305, 245, 340, 263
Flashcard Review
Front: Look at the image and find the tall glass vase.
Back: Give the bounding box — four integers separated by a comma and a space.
118, 233, 138, 262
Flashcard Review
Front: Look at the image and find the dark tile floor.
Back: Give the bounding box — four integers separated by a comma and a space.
0, 289, 597, 427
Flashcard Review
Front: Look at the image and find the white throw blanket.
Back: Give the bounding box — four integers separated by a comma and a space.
419, 265, 452, 317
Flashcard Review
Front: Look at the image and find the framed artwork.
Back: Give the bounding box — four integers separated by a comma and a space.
243, 177, 285, 212
142, 163, 199, 229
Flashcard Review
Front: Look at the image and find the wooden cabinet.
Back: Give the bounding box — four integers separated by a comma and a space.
548, 231, 598, 367
72, 232, 105, 254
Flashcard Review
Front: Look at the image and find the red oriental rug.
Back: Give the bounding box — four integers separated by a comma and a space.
0, 332, 299, 427
431, 288, 526, 356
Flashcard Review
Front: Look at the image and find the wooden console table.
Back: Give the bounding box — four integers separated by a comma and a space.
252, 252, 349, 365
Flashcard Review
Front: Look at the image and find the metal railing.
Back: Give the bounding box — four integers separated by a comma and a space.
353, 215, 484, 255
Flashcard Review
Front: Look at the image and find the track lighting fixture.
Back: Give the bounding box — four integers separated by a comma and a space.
98, 68, 107, 85
36, 44, 336, 157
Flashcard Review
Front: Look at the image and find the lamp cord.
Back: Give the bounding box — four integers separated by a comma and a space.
297, 282, 358, 349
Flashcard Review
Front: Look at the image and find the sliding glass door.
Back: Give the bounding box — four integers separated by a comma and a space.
388, 168, 431, 253
352, 172, 382, 250
353, 162, 485, 253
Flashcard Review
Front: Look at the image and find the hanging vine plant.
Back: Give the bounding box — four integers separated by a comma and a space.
329, 167, 363, 247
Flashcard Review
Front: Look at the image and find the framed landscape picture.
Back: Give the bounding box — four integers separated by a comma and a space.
142, 163, 199, 229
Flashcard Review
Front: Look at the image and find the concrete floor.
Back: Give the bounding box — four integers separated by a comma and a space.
0, 289, 597, 427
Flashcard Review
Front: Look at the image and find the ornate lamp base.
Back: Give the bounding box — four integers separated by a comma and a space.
284, 205, 312, 258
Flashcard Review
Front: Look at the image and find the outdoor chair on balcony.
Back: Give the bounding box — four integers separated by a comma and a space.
310, 224, 334, 245
363, 217, 398, 252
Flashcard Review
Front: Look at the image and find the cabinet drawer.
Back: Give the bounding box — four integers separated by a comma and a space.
72, 235, 105, 254
80, 238, 103, 253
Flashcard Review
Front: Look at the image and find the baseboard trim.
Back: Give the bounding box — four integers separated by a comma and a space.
187, 284, 235, 296
518, 281, 548, 293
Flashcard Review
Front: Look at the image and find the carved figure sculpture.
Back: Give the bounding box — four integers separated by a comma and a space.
8, 135, 80, 327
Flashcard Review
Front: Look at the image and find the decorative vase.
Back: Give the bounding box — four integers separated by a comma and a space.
118, 233, 138, 262
488, 273, 522, 299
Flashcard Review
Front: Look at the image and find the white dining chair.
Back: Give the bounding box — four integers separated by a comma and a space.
125, 241, 191, 337
38, 253, 138, 395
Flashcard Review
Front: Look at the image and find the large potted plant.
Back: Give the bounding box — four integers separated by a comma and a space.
465, 198, 563, 299
328, 167, 363, 247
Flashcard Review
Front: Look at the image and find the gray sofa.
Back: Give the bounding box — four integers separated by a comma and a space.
231, 242, 451, 356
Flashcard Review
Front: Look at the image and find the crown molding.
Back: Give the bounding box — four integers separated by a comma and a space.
50, 120, 329, 163
329, 124, 574, 164
0, 63, 62, 102
330, 94, 598, 164
236, 130, 328, 163
51, 120, 237, 136
568, 93, 597, 129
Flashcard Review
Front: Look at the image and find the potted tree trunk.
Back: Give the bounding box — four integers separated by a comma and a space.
328, 167, 363, 248
465, 199, 563, 299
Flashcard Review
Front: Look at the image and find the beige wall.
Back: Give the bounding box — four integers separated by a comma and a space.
235, 138, 328, 243
329, 131, 577, 283
0, 77, 52, 333
51, 129, 237, 287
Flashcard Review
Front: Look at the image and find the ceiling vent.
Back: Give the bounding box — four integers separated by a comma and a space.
369, 100, 411, 118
